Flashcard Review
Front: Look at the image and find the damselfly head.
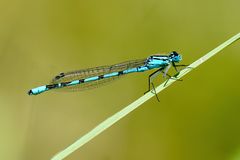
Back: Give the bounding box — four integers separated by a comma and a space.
169, 51, 182, 63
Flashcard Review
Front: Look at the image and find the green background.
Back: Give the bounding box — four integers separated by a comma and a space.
0, 0, 240, 160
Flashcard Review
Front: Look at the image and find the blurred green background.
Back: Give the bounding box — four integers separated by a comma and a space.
0, 0, 240, 160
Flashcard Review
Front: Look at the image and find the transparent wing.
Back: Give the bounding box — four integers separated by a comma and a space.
51, 59, 146, 91
56, 76, 121, 92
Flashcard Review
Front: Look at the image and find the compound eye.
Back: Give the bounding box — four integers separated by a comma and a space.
172, 51, 178, 56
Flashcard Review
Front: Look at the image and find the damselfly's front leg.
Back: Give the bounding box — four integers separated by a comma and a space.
164, 64, 191, 86
172, 62, 189, 72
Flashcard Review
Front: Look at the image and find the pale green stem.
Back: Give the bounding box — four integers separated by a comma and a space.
51, 33, 240, 160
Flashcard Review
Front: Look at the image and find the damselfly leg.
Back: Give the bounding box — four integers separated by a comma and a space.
164, 64, 191, 86
144, 66, 180, 101
144, 68, 164, 94
172, 62, 189, 72
163, 71, 183, 81
151, 82, 160, 102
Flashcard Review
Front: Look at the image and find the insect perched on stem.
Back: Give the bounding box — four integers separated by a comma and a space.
28, 51, 186, 101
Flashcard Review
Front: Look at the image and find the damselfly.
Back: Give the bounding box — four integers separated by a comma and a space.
28, 51, 186, 100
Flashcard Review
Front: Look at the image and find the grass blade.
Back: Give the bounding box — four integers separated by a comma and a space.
51, 33, 240, 160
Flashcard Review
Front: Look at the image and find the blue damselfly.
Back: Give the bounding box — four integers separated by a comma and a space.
28, 51, 186, 100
